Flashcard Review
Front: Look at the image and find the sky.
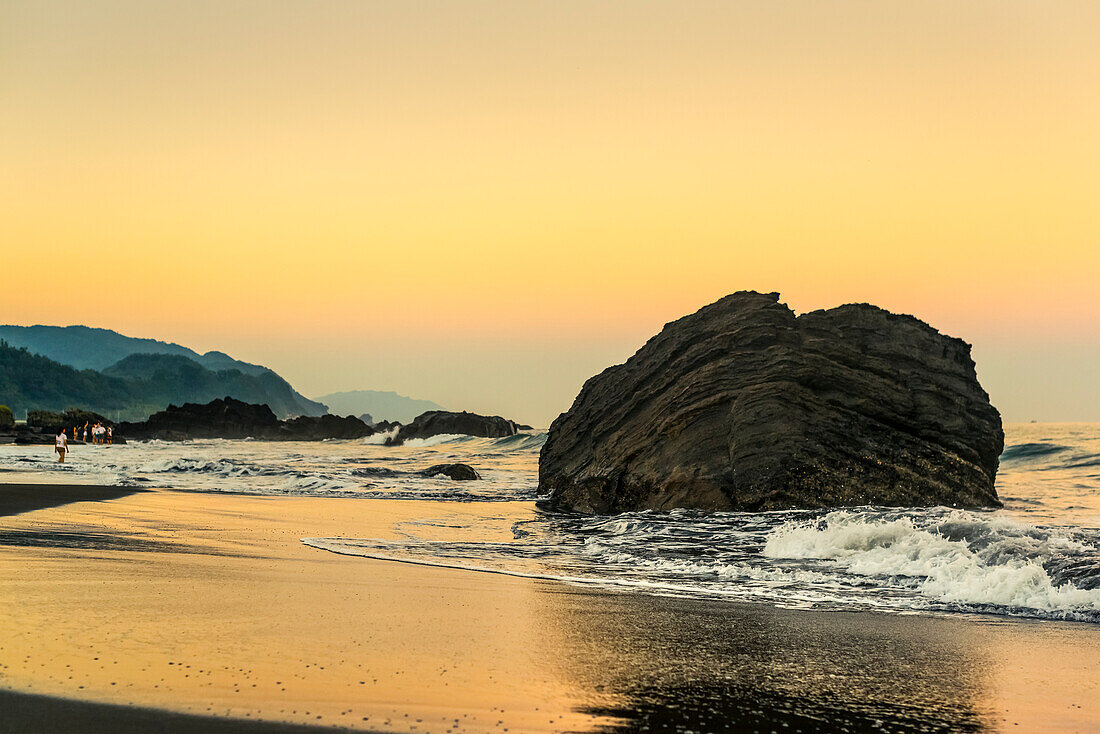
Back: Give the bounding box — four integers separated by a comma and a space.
2, 1, 1098, 426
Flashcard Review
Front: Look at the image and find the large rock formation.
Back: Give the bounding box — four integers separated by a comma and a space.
539, 292, 1004, 513
387, 410, 518, 445
119, 397, 281, 440
118, 397, 374, 441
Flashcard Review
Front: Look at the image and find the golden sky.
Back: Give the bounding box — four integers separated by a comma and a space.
3, 1, 1099, 424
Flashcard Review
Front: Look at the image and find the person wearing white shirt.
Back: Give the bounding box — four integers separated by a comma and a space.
55, 429, 68, 463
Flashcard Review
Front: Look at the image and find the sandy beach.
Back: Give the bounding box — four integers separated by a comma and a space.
0, 482, 1096, 733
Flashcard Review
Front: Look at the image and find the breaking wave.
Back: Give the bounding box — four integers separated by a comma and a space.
6, 422, 1100, 623
763, 510, 1100, 618
305, 506, 1100, 623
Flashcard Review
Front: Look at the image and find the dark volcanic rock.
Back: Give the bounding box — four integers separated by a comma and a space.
118, 397, 374, 441
539, 291, 1004, 514
279, 414, 374, 440
119, 397, 280, 440
421, 463, 481, 481
388, 410, 518, 445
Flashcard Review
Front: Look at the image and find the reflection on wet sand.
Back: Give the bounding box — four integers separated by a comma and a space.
0, 486, 1096, 733
530, 583, 1100, 733
530, 588, 988, 733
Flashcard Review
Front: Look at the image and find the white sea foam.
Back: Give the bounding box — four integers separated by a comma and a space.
763, 511, 1100, 615
363, 428, 398, 445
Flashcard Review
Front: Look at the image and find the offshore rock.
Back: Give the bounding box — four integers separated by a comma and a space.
539, 292, 1004, 514
388, 410, 518, 446
118, 397, 373, 441
278, 413, 374, 441
421, 463, 481, 481
119, 397, 281, 440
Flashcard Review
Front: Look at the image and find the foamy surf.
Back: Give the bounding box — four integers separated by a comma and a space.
4, 422, 1100, 623
303, 503, 1100, 623
764, 510, 1100, 618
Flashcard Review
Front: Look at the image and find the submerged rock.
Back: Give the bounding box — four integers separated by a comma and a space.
421, 463, 481, 481
539, 291, 1004, 513
388, 410, 518, 445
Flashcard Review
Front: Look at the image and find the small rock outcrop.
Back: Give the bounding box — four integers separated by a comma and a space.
388, 410, 518, 445
118, 397, 374, 441
279, 414, 374, 440
539, 292, 1004, 513
421, 463, 481, 481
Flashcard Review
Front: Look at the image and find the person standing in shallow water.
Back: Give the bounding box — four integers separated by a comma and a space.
55, 428, 68, 463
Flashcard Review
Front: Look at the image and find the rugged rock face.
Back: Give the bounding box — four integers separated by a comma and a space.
539, 292, 1004, 513
388, 410, 518, 445
118, 397, 373, 441
421, 463, 481, 481
119, 397, 281, 440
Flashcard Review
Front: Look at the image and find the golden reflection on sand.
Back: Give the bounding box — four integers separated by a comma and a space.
0, 490, 614, 732
0, 488, 1097, 732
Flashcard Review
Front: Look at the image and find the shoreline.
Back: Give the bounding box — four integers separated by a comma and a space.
1, 482, 1098, 733
0, 688, 365, 734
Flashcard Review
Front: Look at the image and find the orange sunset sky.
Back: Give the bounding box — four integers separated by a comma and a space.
3, 1, 1099, 425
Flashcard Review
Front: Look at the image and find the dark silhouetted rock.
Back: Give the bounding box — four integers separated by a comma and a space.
279, 414, 374, 440
421, 463, 481, 481
388, 410, 518, 445
119, 397, 280, 440
539, 291, 1004, 514
118, 397, 373, 441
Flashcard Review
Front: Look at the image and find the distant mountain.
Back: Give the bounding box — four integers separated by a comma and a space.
102, 354, 324, 418
315, 390, 445, 424
0, 342, 134, 418
0, 325, 324, 416
0, 342, 325, 421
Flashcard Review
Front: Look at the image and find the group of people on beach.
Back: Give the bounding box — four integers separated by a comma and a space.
80, 422, 112, 445
54, 422, 112, 462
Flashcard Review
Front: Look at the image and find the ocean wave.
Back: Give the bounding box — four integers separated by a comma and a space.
302, 505, 1100, 623
1000, 442, 1071, 462
489, 433, 548, 451
349, 466, 405, 478
137, 456, 306, 478
763, 510, 1100, 620
359, 430, 546, 451
363, 428, 398, 445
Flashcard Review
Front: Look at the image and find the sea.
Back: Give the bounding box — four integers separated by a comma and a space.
2, 423, 1098, 625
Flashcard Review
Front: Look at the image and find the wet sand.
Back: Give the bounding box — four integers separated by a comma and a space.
0, 482, 146, 518
0, 483, 1097, 733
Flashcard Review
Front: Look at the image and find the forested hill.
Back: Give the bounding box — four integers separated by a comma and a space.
0, 325, 324, 416
0, 342, 325, 421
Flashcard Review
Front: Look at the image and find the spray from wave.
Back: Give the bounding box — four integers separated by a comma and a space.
763, 510, 1100, 617
304, 506, 1100, 623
